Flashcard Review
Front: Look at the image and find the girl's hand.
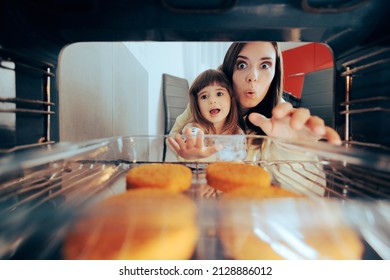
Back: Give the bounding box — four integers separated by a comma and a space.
248, 102, 342, 145
167, 127, 220, 160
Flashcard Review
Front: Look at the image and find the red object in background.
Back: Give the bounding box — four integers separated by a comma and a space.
282, 43, 333, 98
285, 74, 305, 98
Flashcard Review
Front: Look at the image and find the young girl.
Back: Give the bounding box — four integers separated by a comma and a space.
183, 69, 243, 136
169, 69, 244, 160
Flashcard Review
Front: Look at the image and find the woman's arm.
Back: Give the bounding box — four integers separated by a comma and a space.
248, 102, 342, 145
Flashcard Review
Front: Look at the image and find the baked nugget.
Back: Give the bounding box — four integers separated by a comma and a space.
126, 163, 192, 193
206, 162, 271, 192
63, 188, 198, 260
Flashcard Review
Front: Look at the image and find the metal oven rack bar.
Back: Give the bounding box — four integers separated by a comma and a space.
339, 46, 390, 149
266, 159, 390, 200
3, 157, 388, 216
0, 47, 56, 153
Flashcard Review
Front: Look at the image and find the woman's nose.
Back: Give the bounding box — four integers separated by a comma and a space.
246, 69, 258, 82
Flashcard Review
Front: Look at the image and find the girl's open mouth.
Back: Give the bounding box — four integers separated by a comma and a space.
209, 108, 220, 115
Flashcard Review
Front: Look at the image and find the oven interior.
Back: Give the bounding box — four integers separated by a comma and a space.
0, 0, 389, 260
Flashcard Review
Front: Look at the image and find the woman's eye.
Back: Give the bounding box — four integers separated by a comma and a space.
260, 63, 271, 70
236, 62, 247, 69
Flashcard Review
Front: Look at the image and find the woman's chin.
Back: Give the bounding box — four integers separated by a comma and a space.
241, 100, 261, 110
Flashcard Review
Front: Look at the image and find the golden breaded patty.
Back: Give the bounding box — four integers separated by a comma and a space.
63, 188, 199, 260
126, 163, 192, 192
218, 198, 363, 260
206, 162, 271, 192
219, 224, 363, 260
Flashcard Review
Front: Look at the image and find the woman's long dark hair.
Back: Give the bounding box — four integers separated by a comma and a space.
221, 42, 283, 135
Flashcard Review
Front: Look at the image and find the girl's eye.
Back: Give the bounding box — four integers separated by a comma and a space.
217, 91, 224, 96
199, 95, 208, 100
236, 62, 247, 69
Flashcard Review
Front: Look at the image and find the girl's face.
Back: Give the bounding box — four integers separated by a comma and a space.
232, 42, 276, 111
197, 82, 231, 130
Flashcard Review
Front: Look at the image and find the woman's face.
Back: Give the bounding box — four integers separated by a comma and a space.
232, 42, 276, 111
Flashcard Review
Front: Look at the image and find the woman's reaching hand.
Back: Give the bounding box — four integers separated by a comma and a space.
248, 102, 342, 145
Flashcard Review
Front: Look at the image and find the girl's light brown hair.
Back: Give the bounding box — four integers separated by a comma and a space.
188, 69, 242, 134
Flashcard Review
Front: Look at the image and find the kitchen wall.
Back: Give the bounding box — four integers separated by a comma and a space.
282, 43, 334, 126
59, 42, 148, 141
283, 43, 333, 98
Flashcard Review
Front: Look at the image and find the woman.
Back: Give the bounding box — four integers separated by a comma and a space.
168, 42, 341, 159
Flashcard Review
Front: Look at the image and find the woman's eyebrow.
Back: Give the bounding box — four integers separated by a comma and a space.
237, 55, 248, 60
237, 55, 273, 61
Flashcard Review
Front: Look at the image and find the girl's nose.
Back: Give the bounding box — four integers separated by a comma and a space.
209, 97, 217, 104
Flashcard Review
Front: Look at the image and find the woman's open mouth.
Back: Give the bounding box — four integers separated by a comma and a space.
245, 90, 256, 98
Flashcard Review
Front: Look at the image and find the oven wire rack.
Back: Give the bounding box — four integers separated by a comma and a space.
0, 135, 389, 259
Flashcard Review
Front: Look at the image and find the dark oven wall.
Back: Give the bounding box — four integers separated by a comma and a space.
0, 0, 389, 151
334, 36, 390, 148
0, 46, 60, 151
